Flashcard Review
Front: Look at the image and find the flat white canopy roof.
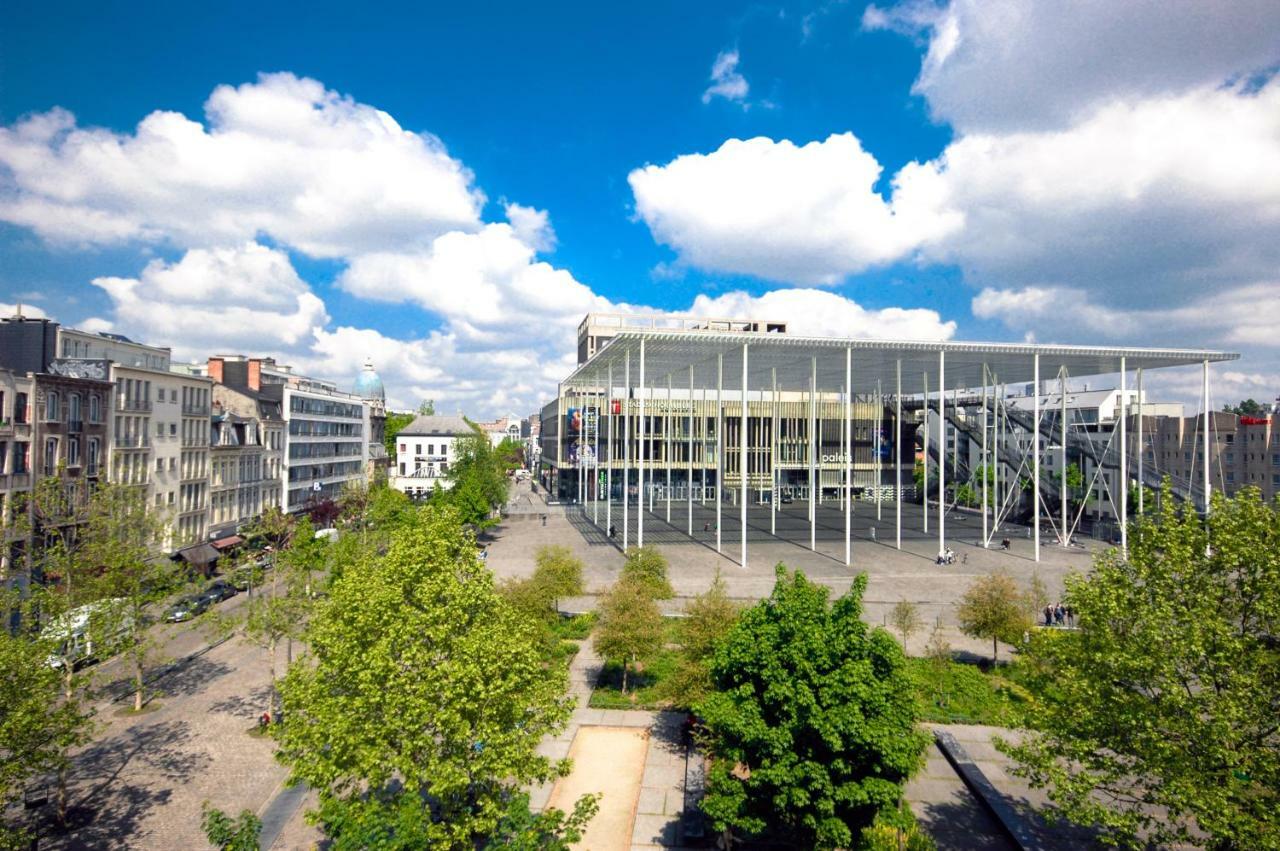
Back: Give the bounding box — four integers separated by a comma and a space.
563, 330, 1239, 395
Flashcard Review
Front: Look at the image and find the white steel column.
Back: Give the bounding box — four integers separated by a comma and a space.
1060, 367, 1068, 547
1033, 352, 1041, 562
876, 380, 883, 522
771, 368, 778, 538
638, 338, 645, 548
688, 365, 694, 536
623, 353, 630, 550
717, 352, 723, 553
844, 347, 852, 566
740, 343, 749, 568
666, 375, 672, 525
981, 368, 989, 548
1136, 368, 1144, 515
593, 387, 600, 526
1119, 356, 1127, 558
809, 357, 817, 552
923, 371, 929, 535
1202, 359, 1211, 516
607, 365, 613, 541
839, 385, 846, 511
895, 359, 902, 550
938, 350, 945, 558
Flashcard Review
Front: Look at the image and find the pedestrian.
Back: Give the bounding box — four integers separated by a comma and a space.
962, 552, 968, 564
703, 521, 710, 532
1064, 605, 1074, 627
870, 526, 876, 542
1044, 604, 1053, 627
608, 524, 616, 538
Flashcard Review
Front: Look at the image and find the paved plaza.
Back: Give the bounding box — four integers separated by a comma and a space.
491, 488, 1102, 656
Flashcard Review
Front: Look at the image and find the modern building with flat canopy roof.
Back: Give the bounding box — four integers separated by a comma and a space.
540, 315, 1239, 570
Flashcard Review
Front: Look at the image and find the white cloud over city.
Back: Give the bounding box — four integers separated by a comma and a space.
0, 73, 955, 414
630, 0, 1280, 395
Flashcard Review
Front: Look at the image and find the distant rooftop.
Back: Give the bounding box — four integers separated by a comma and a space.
400, 414, 474, 437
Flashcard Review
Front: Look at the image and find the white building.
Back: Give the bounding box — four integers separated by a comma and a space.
57, 328, 212, 549
392, 415, 472, 497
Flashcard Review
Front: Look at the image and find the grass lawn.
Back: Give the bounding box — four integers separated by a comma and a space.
589, 618, 687, 710
550, 612, 596, 640
907, 657, 1043, 727
589, 647, 682, 710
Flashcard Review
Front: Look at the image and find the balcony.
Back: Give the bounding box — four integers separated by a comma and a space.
0, 418, 11, 433
115, 435, 151, 448
117, 398, 152, 412
67, 419, 83, 433
182, 404, 210, 416
182, 437, 207, 447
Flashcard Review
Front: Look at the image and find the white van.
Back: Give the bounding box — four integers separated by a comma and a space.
42, 599, 133, 669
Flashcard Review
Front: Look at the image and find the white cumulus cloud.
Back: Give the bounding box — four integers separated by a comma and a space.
629, 133, 962, 285
0, 72, 484, 257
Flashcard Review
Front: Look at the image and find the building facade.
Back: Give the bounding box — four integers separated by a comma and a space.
58, 328, 212, 548
393, 415, 472, 496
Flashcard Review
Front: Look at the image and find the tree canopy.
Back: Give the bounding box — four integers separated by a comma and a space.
1002, 485, 1280, 849
595, 578, 664, 693
620, 545, 674, 600
697, 567, 927, 849
275, 505, 574, 849
955, 571, 1032, 662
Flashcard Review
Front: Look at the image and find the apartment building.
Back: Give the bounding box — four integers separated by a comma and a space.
0, 369, 34, 582
205, 356, 286, 537
58, 328, 212, 548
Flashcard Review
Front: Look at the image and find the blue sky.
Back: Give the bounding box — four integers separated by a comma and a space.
2, 1, 1278, 414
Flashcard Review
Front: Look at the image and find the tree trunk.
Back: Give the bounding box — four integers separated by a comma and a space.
621, 658, 629, 694
992, 636, 999, 664
58, 667, 73, 824
269, 636, 278, 716
133, 650, 145, 712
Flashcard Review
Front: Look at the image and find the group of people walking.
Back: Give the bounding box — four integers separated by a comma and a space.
1044, 602, 1075, 628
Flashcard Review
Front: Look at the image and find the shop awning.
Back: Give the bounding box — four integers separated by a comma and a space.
211, 535, 244, 550
177, 543, 221, 565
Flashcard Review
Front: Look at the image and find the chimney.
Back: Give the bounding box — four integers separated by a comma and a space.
207, 357, 224, 385
248, 359, 262, 391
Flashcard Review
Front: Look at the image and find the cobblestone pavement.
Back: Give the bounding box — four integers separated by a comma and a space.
41, 632, 322, 850
488, 491, 1098, 658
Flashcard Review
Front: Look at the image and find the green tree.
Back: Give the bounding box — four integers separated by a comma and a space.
1027, 572, 1050, 622
1000, 486, 1280, 850
595, 578, 664, 693
1221, 398, 1265, 416
418, 399, 436, 416
698, 567, 927, 849
0, 595, 90, 848
82, 482, 175, 712
532, 545, 585, 614
620, 545, 674, 600
665, 569, 739, 706
276, 505, 573, 849
482, 791, 600, 850
200, 802, 262, 851
890, 599, 922, 650
241, 592, 301, 718
383, 411, 417, 457
955, 571, 1031, 662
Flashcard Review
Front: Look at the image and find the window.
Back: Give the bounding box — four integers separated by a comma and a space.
14, 392, 27, 423
44, 437, 58, 474
428, 444, 435, 455
399, 443, 406, 453
157, 458, 165, 472
87, 438, 99, 475
416, 443, 422, 455
400, 462, 406, 475
156, 493, 163, 507
169, 457, 176, 471
170, 423, 177, 436
69, 393, 81, 426
45, 391, 60, 422
168, 491, 175, 505
12, 442, 28, 473
157, 422, 165, 436
88, 393, 100, 422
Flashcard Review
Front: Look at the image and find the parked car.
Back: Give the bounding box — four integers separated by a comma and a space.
780, 492, 794, 504
164, 594, 211, 623
202, 579, 238, 602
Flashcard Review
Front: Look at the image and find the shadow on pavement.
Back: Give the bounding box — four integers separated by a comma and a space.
42, 719, 210, 849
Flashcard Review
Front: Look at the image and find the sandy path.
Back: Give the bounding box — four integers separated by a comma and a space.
547, 725, 650, 851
